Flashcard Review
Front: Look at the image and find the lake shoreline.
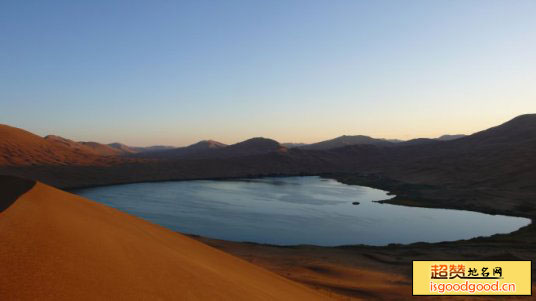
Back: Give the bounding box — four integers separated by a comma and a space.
67, 172, 532, 217
73, 175, 530, 247
169, 172, 534, 298
15, 171, 536, 298
5, 173, 535, 299
181, 173, 536, 298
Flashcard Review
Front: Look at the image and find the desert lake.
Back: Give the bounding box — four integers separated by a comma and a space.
73, 176, 531, 246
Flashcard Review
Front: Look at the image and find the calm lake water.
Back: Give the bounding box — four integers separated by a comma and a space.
73, 176, 530, 246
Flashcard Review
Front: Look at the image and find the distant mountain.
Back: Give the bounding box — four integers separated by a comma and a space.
394, 135, 466, 146
437, 134, 466, 141
108, 143, 138, 154
223, 138, 283, 156
45, 135, 94, 153
281, 143, 307, 148
44, 135, 132, 156
377, 114, 536, 190
79, 141, 124, 156
108, 143, 175, 154
130, 145, 176, 153
448, 114, 536, 147
2, 114, 536, 195
134, 139, 228, 159
385, 139, 404, 143
45, 135, 124, 156
300, 134, 467, 149
136, 137, 282, 159
184, 140, 227, 150
300, 135, 394, 150
398, 138, 437, 146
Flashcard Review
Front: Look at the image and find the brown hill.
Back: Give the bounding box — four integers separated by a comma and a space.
2, 114, 535, 199
45, 135, 132, 156
300, 135, 394, 150
44, 135, 92, 152
137, 138, 283, 159
451, 114, 536, 147
45, 136, 124, 156
190, 139, 227, 149
107, 142, 139, 153
223, 137, 283, 156
131, 145, 176, 152
0, 176, 329, 300
354, 114, 536, 197
108, 143, 176, 154
436, 134, 466, 141
0, 125, 109, 166
78, 141, 123, 156
281, 142, 307, 148
133, 139, 227, 159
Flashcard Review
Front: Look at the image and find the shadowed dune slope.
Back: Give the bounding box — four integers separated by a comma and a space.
0, 179, 329, 300
0, 176, 35, 212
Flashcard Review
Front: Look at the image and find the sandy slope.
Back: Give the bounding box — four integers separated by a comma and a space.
0, 181, 330, 300
0, 124, 126, 166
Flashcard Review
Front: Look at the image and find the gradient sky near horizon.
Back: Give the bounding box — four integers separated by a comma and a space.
1, 0, 535, 146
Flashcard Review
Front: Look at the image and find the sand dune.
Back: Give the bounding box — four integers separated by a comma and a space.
0, 125, 126, 166
0, 178, 330, 300
45, 135, 124, 156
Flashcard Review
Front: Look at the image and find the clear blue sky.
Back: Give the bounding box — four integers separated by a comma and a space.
1, 0, 535, 146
